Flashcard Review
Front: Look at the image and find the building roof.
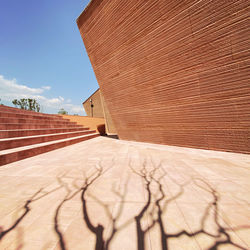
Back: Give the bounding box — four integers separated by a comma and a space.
82, 88, 100, 104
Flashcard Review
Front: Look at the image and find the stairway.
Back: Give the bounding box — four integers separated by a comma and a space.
0, 105, 99, 166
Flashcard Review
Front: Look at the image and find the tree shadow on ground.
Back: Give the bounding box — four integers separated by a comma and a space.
0, 185, 62, 242
53, 158, 134, 250
166, 177, 249, 250
129, 159, 189, 250
1, 157, 249, 250
130, 157, 249, 250
53, 160, 107, 250
80, 161, 134, 250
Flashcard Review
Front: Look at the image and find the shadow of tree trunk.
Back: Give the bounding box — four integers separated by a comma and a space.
53, 161, 108, 250
88, 176, 133, 250
129, 159, 160, 250
80, 159, 134, 250
80, 162, 108, 250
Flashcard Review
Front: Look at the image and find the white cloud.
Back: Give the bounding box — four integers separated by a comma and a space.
42, 86, 51, 90
0, 75, 84, 115
47, 98, 63, 105
64, 104, 84, 114
0, 75, 45, 95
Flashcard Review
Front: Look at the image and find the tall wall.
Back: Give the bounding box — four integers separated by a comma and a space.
100, 92, 117, 135
77, 0, 250, 153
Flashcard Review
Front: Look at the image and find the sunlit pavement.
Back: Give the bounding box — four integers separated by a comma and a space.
0, 136, 249, 250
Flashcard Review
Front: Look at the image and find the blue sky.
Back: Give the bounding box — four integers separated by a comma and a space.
0, 0, 98, 115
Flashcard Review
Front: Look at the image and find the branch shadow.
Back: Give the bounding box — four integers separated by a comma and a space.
2, 157, 249, 250
129, 158, 189, 250
80, 159, 134, 250
130, 157, 249, 250
53, 158, 130, 250
0, 185, 62, 242
87, 175, 134, 250
54, 176, 79, 250
53, 161, 107, 250
163, 177, 249, 249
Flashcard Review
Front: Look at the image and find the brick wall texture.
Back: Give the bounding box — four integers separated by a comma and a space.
77, 0, 250, 154
100, 91, 117, 134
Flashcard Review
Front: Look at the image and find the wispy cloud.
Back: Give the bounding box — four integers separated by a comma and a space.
42, 86, 51, 90
0, 75, 84, 115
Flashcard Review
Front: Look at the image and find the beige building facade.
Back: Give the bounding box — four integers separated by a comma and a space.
83, 89, 117, 135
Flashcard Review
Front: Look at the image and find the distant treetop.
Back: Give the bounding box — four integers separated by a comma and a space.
58, 108, 68, 115
12, 98, 40, 112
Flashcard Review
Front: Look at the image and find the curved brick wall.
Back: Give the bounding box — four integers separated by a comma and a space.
77, 0, 250, 153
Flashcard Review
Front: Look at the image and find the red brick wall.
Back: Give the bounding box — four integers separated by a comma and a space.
100, 91, 117, 135
77, 0, 250, 154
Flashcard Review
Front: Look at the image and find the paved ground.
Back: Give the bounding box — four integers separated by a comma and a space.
0, 137, 249, 250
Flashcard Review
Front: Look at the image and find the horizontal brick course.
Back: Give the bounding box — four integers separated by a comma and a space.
77, 0, 250, 153
0, 106, 99, 165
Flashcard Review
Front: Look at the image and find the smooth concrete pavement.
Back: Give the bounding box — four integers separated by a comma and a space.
0, 137, 249, 249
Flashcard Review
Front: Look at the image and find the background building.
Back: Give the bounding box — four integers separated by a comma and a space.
83, 88, 104, 118
77, 0, 250, 154
83, 88, 117, 135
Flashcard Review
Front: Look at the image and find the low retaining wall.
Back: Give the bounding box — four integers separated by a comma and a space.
61, 115, 105, 135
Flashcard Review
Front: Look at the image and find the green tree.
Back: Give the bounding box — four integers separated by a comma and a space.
12, 98, 40, 112
58, 108, 68, 115
12, 99, 18, 108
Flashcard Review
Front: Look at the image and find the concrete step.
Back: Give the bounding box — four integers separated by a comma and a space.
0, 117, 77, 125
0, 127, 90, 139
0, 133, 99, 166
0, 111, 70, 121
0, 105, 61, 118
0, 130, 96, 150
0, 123, 83, 130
